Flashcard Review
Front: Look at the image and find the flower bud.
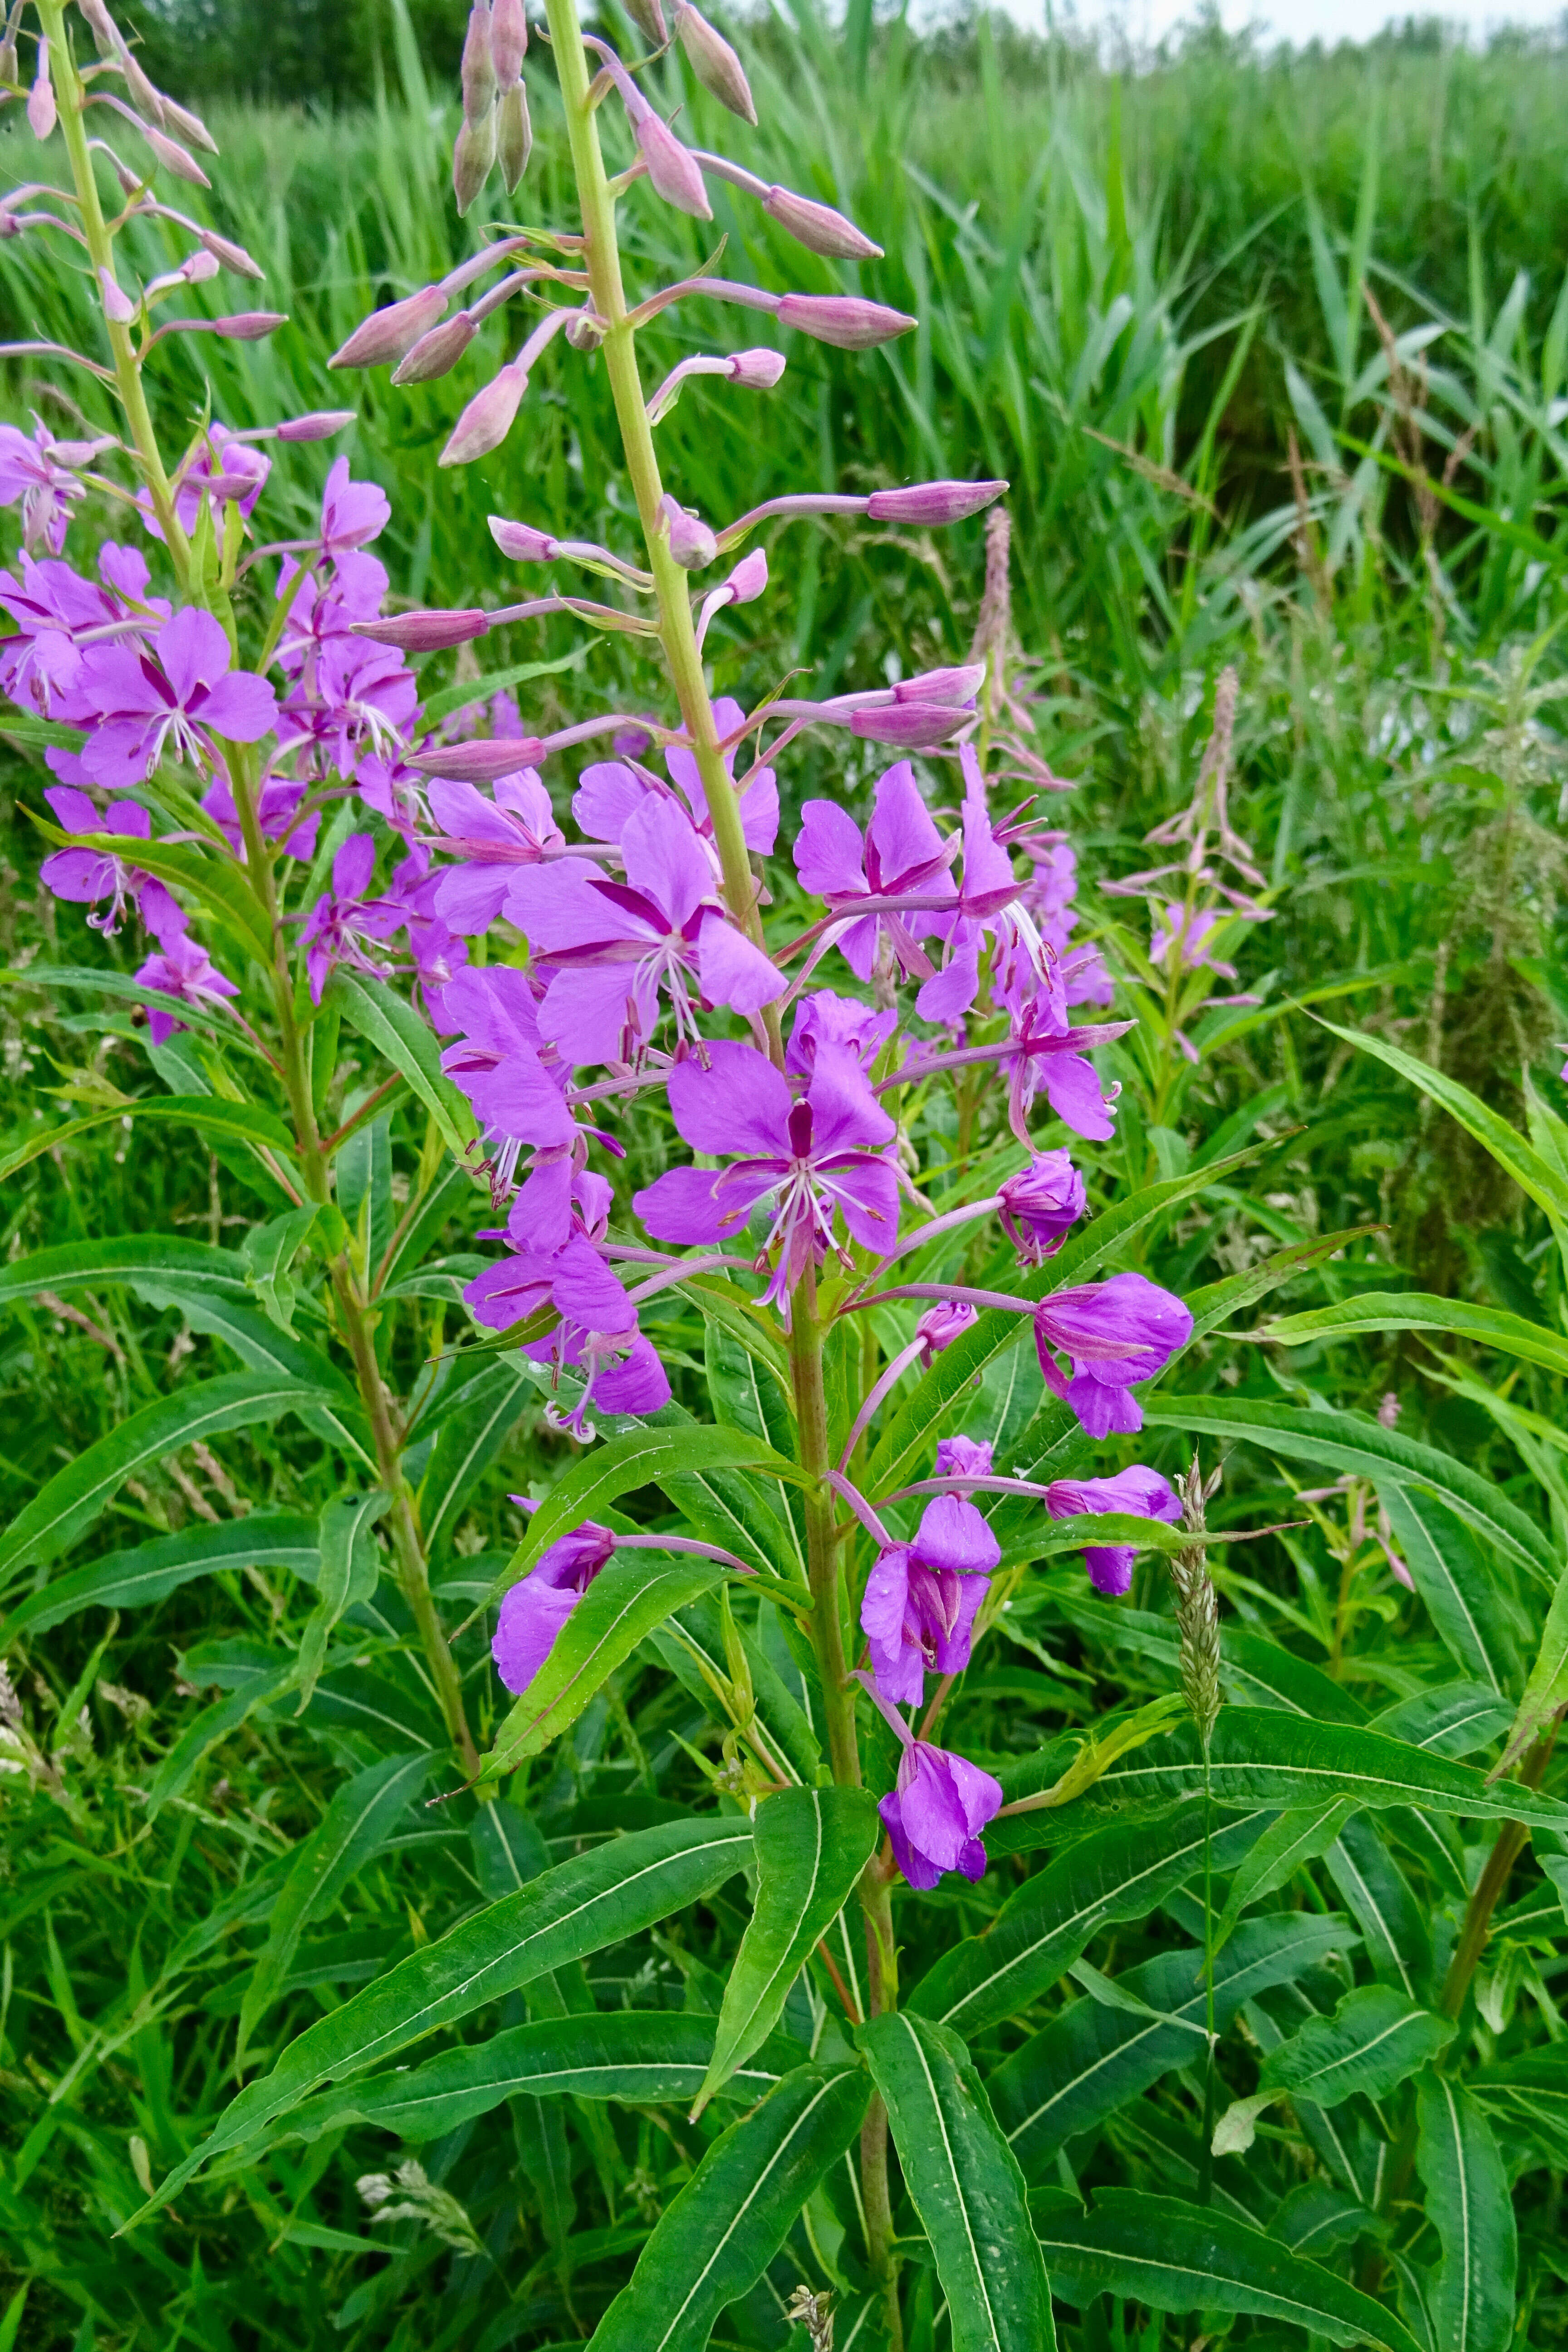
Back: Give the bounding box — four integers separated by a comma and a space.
410, 735, 548, 780
489, 515, 559, 561
776, 293, 916, 350
0, 33, 19, 88
997, 1150, 1086, 1268
851, 702, 971, 748
893, 662, 985, 705
621, 0, 669, 43
276, 410, 357, 441
212, 312, 286, 339
119, 46, 164, 123
145, 124, 211, 188
674, 2, 756, 124
657, 492, 716, 570
199, 227, 265, 279
762, 184, 881, 260
159, 93, 218, 155
453, 108, 497, 216
867, 479, 1008, 526
614, 718, 656, 757
330, 285, 447, 370
564, 311, 604, 351
496, 80, 531, 194
916, 1301, 978, 1362
460, 2, 498, 124
98, 265, 136, 322
181, 249, 220, 284
724, 546, 767, 601
636, 113, 712, 220
728, 347, 785, 388
490, 0, 528, 85
76, 0, 121, 57
356, 608, 492, 650
28, 44, 56, 141
392, 309, 476, 384
439, 362, 526, 466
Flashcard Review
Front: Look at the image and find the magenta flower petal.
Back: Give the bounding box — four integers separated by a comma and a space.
695, 907, 786, 1016
914, 1493, 1001, 1577
666, 1039, 794, 1159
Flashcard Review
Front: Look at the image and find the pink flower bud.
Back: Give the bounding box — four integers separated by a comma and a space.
894, 662, 985, 704
497, 81, 531, 193
762, 184, 882, 260
657, 493, 717, 571
199, 228, 265, 280
98, 265, 136, 323
622, 0, 669, 42
439, 362, 527, 466
776, 293, 916, 350
851, 702, 971, 748
916, 1301, 977, 1361
119, 48, 164, 123
181, 250, 220, 284
460, 2, 498, 124
453, 108, 497, 216
491, 0, 528, 86
564, 311, 604, 351
145, 124, 211, 188
160, 93, 218, 155
392, 309, 477, 385
276, 410, 357, 441
728, 347, 785, 388
636, 114, 712, 221
409, 736, 548, 781
76, 0, 120, 57
674, 2, 756, 125
27, 44, 55, 141
867, 479, 1008, 526
330, 285, 447, 370
490, 515, 559, 562
355, 609, 492, 650
725, 547, 767, 602
212, 312, 286, 339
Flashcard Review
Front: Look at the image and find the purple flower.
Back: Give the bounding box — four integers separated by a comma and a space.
428, 770, 564, 934
149, 423, 270, 542
785, 990, 898, 1082
861, 1493, 1000, 1704
0, 546, 165, 718
1045, 1467, 1181, 1597
1033, 1274, 1193, 1438
634, 1040, 899, 1310
0, 416, 111, 553
916, 1302, 978, 1362
493, 1522, 618, 1695
999, 974, 1125, 1146
997, 1149, 1086, 1267
1150, 902, 1236, 978
935, 1434, 993, 1477
916, 751, 1044, 1023
573, 696, 779, 861
439, 964, 579, 1209
40, 787, 184, 943
203, 772, 318, 863
793, 760, 954, 985
299, 832, 402, 1004
133, 931, 239, 1045
275, 552, 390, 676
858, 1675, 1005, 1890
70, 606, 278, 790
318, 457, 391, 555
506, 799, 784, 1067
276, 637, 417, 778
466, 1226, 669, 1440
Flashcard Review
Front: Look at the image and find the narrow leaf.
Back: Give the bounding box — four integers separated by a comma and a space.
326, 967, 478, 1159
1415, 2074, 1517, 2352
0, 1236, 249, 1310
1263, 1984, 1454, 2107
1266, 1290, 1568, 1379
0, 1096, 303, 1188
1375, 1486, 1521, 1694
0, 1514, 318, 1643
296, 1492, 388, 1710
1495, 1554, 1568, 1773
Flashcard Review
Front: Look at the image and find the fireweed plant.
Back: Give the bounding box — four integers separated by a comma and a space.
4, 4, 1568, 2350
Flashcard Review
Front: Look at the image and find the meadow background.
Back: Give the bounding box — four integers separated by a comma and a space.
3, 0, 1568, 2345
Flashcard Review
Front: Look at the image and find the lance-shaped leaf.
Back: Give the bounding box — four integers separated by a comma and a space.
1375, 1485, 1521, 1694
588, 2061, 869, 2352
269, 2012, 804, 2154
1416, 2074, 1517, 2352
1212, 1798, 1357, 1952
0, 1373, 346, 1589
127, 1814, 753, 2221
1470, 2044, 1568, 2167
906, 1803, 1271, 2038
1141, 1395, 1557, 1588
1324, 1815, 1431, 1998
236, 1751, 431, 2064
295, 1492, 388, 1711
0, 1235, 250, 1309
419, 1360, 532, 1559
481, 1553, 729, 1778
326, 966, 479, 1160
695, 1784, 879, 2113
131, 1285, 373, 1466
861, 2011, 1054, 2352
1033, 2189, 1423, 2352
0, 1095, 304, 1189
1495, 1554, 1568, 1774
1266, 1289, 1568, 1379
988, 1912, 1355, 2177
0, 1513, 318, 1643
1264, 1983, 1454, 2109
43, 825, 275, 963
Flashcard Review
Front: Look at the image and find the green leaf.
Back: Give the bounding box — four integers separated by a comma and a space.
1262, 1983, 1454, 2108
0, 1513, 318, 1644
1375, 1486, 1522, 1694
1213, 1799, 1357, 1952
587, 2061, 869, 2352
1496, 1554, 1568, 1773
128, 1814, 753, 2218
1415, 2074, 1517, 2352
0, 1373, 346, 1589
1034, 2188, 1422, 2352
418, 1361, 533, 1559
696, 1785, 880, 2112
0, 1095, 303, 1189
44, 827, 274, 965
0, 1235, 250, 1310
130, 1284, 373, 1465
987, 1912, 1353, 2178
418, 648, 586, 726
1265, 1289, 1568, 1379
907, 1803, 1272, 2038
481, 1553, 730, 1777
325, 968, 478, 1160
861, 2010, 1055, 2352
146, 1662, 297, 1816
236, 1752, 431, 2063
1183, 1229, 1383, 1344
1470, 2044, 1568, 2163
296, 1492, 389, 1710
1324, 1814, 1431, 1998
1140, 1395, 1558, 1588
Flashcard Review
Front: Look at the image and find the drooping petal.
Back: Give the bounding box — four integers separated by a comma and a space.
492, 1574, 582, 1694
695, 907, 785, 1015
913, 1492, 1000, 1577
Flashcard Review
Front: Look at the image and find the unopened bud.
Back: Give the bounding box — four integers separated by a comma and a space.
119, 47, 164, 123
145, 124, 211, 188
490, 0, 528, 85
621, 0, 669, 42
212, 312, 285, 339
657, 493, 716, 570
331, 284, 447, 370
392, 309, 476, 385
97, 264, 136, 322
0, 34, 19, 86
355, 608, 492, 650
159, 92, 218, 155
76, 0, 120, 55
776, 293, 915, 350
893, 662, 985, 705
728, 347, 785, 388
564, 311, 603, 351
851, 702, 971, 748
674, 2, 755, 124
867, 479, 1008, 526
636, 114, 711, 220
724, 547, 767, 602
762, 184, 881, 260
409, 735, 548, 781
489, 515, 559, 562
453, 108, 497, 216
276, 410, 357, 441
439, 362, 527, 466
916, 1300, 977, 1360
460, 2, 498, 122
496, 80, 531, 194
180, 249, 220, 284
199, 228, 265, 279
102, 146, 142, 194
27, 44, 55, 141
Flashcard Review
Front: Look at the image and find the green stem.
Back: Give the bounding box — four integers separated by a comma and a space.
39, 1, 192, 584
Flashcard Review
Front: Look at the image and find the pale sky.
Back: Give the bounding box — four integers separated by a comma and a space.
1011, 0, 1566, 48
